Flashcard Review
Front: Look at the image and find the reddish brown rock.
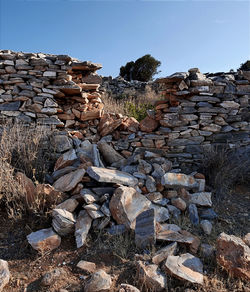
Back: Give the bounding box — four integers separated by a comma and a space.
171, 197, 187, 211
216, 233, 250, 281
140, 116, 159, 133
15, 172, 36, 206
77, 260, 96, 273
120, 117, 140, 132
54, 149, 78, 171
98, 114, 123, 136
27, 228, 61, 252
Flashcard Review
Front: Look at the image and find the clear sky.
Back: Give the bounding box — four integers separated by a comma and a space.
0, 0, 249, 78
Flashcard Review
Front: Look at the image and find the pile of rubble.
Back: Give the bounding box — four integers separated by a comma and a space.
14, 138, 247, 291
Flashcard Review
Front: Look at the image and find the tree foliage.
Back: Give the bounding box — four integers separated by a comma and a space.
120, 54, 161, 82
239, 60, 250, 71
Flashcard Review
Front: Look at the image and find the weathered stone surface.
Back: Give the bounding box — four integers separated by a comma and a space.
171, 197, 187, 211
27, 227, 61, 252
52, 209, 76, 236
52, 135, 73, 153
140, 116, 159, 132
135, 208, 156, 249
150, 204, 170, 223
164, 253, 203, 284
190, 192, 212, 207
53, 169, 85, 192
137, 261, 167, 291
98, 142, 124, 165
200, 220, 212, 235
54, 149, 78, 171
0, 101, 21, 111
146, 175, 157, 192
109, 186, 151, 229
216, 233, 250, 280
56, 198, 79, 212
84, 269, 112, 292
152, 242, 177, 265
77, 260, 96, 273
98, 114, 123, 136
161, 173, 197, 189
75, 210, 92, 248
243, 233, 250, 246
41, 268, 64, 286
200, 243, 215, 258
87, 166, 138, 186
188, 203, 199, 225
0, 259, 10, 292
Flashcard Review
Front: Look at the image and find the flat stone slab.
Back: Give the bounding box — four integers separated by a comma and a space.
135, 208, 156, 249
75, 210, 92, 248
87, 166, 138, 186
190, 192, 212, 207
161, 173, 197, 189
152, 242, 177, 265
53, 169, 85, 192
164, 253, 203, 284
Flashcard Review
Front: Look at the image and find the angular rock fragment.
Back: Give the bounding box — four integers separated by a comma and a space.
0, 260, 10, 292
190, 192, 212, 207
56, 198, 79, 212
137, 261, 167, 291
135, 208, 156, 249
98, 142, 124, 165
75, 210, 92, 248
200, 220, 212, 235
119, 283, 140, 292
84, 269, 112, 292
188, 203, 199, 225
150, 204, 170, 223
54, 149, 78, 171
52, 209, 76, 236
77, 260, 96, 273
53, 169, 85, 192
87, 166, 138, 186
27, 227, 61, 252
216, 232, 250, 280
164, 253, 203, 284
161, 173, 197, 189
152, 242, 177, 265
109, 186, 151, 229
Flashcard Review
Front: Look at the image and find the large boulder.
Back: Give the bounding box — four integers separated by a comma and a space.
109, 186, 151, 229
216, 233, 250, 280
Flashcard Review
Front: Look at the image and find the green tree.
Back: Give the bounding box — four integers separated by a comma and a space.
239, 60, 250, 71
120, 54, 161, 82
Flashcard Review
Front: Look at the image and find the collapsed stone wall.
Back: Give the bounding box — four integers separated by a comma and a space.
1, 50, 250, 171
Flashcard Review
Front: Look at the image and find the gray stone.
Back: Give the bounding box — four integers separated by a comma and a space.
98, 142, 124, 165
161, 173, 197, 189
200, 220, 212, 235
135, 208, 156, 249
52, 209, 76, 236
146, 175, 157, 192
75, 210, 92, 248
0, 101, 21, 111
188, 204, 199, 225
200, 208, 217, 220
87, 166, 138, 186
150, 204, 170, 223
53, 169, 85, 192
52, 135, 73, 153
164, 253, 203, 284
190, 192, 212, 207
84, 269, 112, 292
152, 242, 177, 265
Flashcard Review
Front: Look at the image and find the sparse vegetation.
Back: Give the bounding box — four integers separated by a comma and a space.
0, 121, 54, 218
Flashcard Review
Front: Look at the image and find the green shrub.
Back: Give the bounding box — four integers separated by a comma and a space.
124, 101, 153, 121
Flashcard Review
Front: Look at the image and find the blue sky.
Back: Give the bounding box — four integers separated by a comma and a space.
0, 0, 249, 77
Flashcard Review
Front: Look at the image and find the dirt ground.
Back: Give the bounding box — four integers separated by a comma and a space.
0, 186, 249, 292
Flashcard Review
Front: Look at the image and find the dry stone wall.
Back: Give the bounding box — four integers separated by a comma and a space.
1, 50, 250, 171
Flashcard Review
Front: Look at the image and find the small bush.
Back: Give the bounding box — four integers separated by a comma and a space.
124, 101, 153, 122
201, 146, 250, 197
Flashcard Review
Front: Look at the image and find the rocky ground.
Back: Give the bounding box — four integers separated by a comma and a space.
0, 142, 249, 292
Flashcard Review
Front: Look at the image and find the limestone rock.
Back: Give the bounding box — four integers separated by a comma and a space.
164, 253, 203, 284
53, 169, 85, 192
152, 242, 177, 265
27, 227, 61, 252
189, 192, 212, 207
87, 166, 138, 187
84, 269, 112, 292
161, 173, 197, 189
0, 259, 10, 291
109, 186, 151, 229
77, 260, 96, 273
216, 232, 250, 280
52, 209, 76, 236
137, 261, 167, 291
135, 208, 156, 249
75, 210, 92, 248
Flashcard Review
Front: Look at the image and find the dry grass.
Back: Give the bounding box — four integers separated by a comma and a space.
201, 145, 250, 199
0, 120, 54, 218
102, 85, 164, 120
